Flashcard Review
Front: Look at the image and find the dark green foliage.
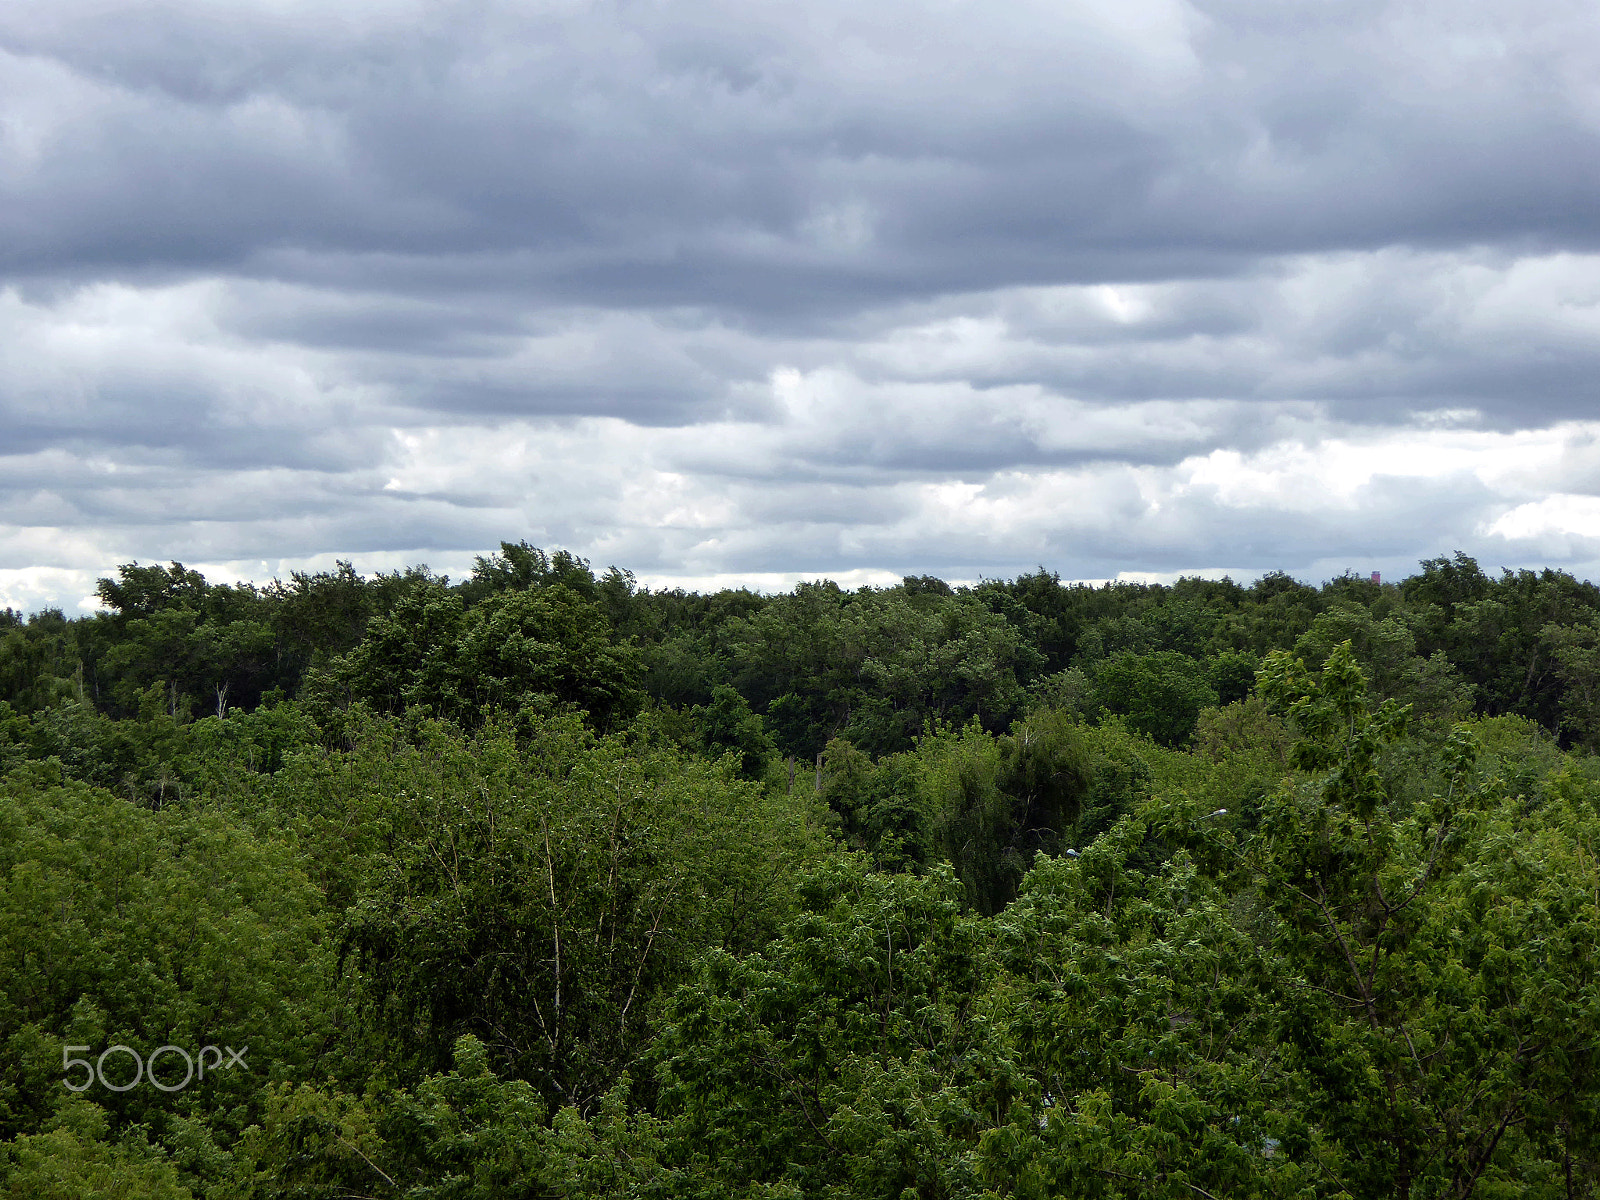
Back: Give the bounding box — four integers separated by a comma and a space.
337, 715, 821, 1108
817, 737, 930, 869
725, 582, 1045, 757
1092, 649, 1219, 746
1206, 648, 1259, 706
9, 545, 1600, 752
691, 684, 773, 779
95, 562, 212, 618
262, 560, 383, 682
1403, 550, 1491, 612
320, 582, 644, 730
1542, 612, 1600, 750
900, 572, 955, 598
904, 714, 1141, 914
765, 687, 835, 760
995, 707, 1092, 857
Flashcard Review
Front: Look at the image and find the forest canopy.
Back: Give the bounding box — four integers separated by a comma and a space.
1, 546, 1597, 1198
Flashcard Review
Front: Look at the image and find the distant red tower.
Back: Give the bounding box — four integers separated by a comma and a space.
1371, 571, 1381, 584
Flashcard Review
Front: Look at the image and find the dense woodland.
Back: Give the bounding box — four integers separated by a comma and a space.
1, 544, 1598, 1198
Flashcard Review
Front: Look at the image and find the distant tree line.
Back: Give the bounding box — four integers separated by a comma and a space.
6, 546, 1600, 780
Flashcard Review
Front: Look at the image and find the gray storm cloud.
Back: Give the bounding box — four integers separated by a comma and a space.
2, 0, 1599, 611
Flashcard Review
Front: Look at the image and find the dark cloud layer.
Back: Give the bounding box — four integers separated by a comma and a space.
8, 2, 1600, 298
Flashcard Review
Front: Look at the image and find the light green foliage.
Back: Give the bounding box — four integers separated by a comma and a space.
1166, 697, 1296, 837
986, 829, 1329, 1200
1025, 666, 1093, 716
1225, 644, 1600, 1198
1258, 640, 1411, 814
229, 1036, 666, 1200
654, 858, 1002, 1199
0, 765, 331, 1169
1, 1098, 193, 1199
654, 830, 1322, 1199
1191, 695, 1291, 768
222, 1082, 401, 1200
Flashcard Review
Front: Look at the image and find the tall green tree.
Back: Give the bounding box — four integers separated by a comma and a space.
339, 715, 825, 1109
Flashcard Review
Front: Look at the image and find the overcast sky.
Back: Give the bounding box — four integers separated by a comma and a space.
5, 0, 1600, 612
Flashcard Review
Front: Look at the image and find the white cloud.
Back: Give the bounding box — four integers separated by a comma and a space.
1484, 494, 1600, 547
